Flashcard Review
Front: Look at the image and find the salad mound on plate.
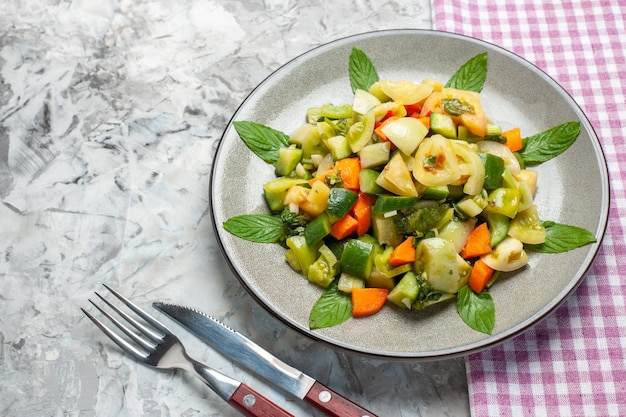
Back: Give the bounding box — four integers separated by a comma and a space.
224, 49, 596, 334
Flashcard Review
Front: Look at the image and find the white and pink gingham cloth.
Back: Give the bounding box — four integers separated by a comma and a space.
432, 1, 626, 416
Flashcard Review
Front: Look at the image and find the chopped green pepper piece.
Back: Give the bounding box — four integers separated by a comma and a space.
308, 245, 338, 288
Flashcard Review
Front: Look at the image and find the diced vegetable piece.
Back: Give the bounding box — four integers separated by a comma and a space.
326, 135, 352, 161
321, 103, 354, 119
517, 169, 538, 196
507, 204, 546, 244
415, 237, 460, 293
418, 185, 449, 200
457, 254, 473, 288
329, 214, 358, 240
480, 152, 505, 190
371, 214, 403, 248
351, 287, 389, 317
430, 112, 457, 138
377, 152, 419, 197
359, 141, 391, 169
353, 192, 375, 237
372, 246, 412, 279
413, 134, 461, 187
481, 236, 528, 272
368, 81, 391, 103
285, 235, 322, 279
372, 195, 419, 216
502, 127, 522, 152
353, 89, 381, 114
333, 157, 361, 191
263, 177, 307, 212
380, 117, 429, 155
484, 211, 510, 247
305, 212, 331, 246
359, 169, 386, 194
477, 140, 521, 175
393, 202, 450, 236
411, 275, 447, 310
308, 244, 338, 288
389, 236, 416, 266
484, 187, 520, 219
306, 107, 322, 124
347, 109, 375, 153
373, 101, 407, 122
387, 271, 419, 309
419, 91, 442, 117
275, 145, 303, 176
301, 180, 331, 217
468, 258, 494, 293
337, 273, 365, 293
460, 222, 492, 259
326, 188, 358, 220
340, 239, 375, 279
438, 216, 477, 253
378, 79, 433, 104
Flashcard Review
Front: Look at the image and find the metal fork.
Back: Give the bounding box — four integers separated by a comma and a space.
81, 284, 294, 417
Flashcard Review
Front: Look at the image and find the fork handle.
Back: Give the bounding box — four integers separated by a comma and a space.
229, 383, 295, 417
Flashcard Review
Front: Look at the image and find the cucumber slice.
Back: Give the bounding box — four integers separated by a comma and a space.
430, 112, 457, 139
340, 239, 375, 279
387, 272, 419, 309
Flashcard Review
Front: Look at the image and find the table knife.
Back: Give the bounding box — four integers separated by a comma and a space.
153, 302, 378, 417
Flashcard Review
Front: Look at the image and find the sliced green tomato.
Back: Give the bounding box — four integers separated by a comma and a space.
368, 81, 391, 103
372, 195, 419, 216
484, 187, 520, 219
380, 117, 428, 155
507, 204, 546, 244
387, 271, 419, 309
452, 140, 485, 195
340, 239, 375, 279
326, 188, 358, 220
326, 135, 352, 161
347, 109, 376, 153
263, 177, 307, 212
308, 244, 338, 288
321, 103, 354, 119
285, 235, 323, 279
481, 236, 528, 272
413, 134, 461, 187
378, 79, 433, 104
440, 88, 487, 137
352, 89, 381, 114
373, 246, 412, 279
455, 189, 488, 217
377, 152, 419, 197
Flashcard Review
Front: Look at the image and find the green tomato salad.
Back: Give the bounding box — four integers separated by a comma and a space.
223, 49, 596, 334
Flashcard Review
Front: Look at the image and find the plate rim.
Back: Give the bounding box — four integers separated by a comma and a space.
209, 29, 610, 359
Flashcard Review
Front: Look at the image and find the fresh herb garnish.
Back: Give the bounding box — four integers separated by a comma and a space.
233, 121, 289, 164
309, 279, 352, 329
349, 47, 379, 93
223, 214, 284, 243
457, 285, 495, 334
524, 221, 597, 253
441, 97, 473, 116
520, 121, 581, 165
445, 52, 488, 93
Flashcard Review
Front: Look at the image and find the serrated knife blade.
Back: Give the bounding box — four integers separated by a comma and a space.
153, 302, 378, 417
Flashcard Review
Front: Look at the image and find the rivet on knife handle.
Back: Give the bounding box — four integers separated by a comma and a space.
229, 384, 295, 417
304, 381, 378, 417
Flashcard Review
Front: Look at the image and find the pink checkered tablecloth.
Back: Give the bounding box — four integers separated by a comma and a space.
432, 1, 626, 416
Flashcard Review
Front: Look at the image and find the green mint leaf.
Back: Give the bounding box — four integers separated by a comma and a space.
233, 121, 290, 164
223, 214, 284, 243
309, 280, 352, 329
520, 121, 580, 165
445, 52, 488, 93
524, 221, 596, 253
457, 285, 495, 334
349, 47, 379, 93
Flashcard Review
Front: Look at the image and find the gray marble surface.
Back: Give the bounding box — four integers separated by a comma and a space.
0, 1, 470, 416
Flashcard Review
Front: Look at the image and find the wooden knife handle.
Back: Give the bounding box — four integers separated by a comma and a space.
304, 380, 378, 417
229, 384, 294, 417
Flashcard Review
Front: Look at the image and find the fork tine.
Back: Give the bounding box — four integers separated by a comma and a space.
81, 307, 148, 363
89, 298, 157, 353
94, 291, 164, 344
103, 283, 171, 336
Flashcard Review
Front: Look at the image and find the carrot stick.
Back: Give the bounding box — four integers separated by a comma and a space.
468, 258, 495, 293
502, 127, 522, 152
460, 222, 492, 259
351, 287, 389, 317
329, 214, 358, 240
352, 192, 375, 237
389, 236, 416, 266
333, 157, 361, 191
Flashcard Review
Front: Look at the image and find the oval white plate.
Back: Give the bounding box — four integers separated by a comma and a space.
210, 30, 609, 359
